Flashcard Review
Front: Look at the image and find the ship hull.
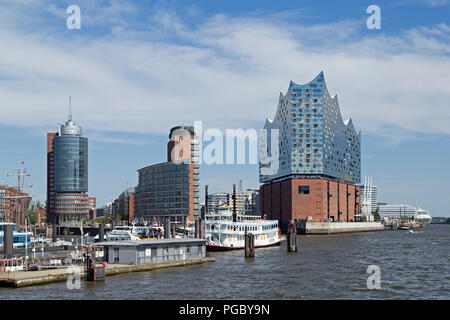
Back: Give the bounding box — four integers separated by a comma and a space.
206, 239, 283, 251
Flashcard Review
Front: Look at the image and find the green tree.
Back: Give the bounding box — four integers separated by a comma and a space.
446, 218, 450, 224
101, 216, 111, 224
25, 210, 39, 225
372, 209, 381, 222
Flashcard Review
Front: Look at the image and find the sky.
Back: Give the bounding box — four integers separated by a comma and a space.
0, 0, 449, 216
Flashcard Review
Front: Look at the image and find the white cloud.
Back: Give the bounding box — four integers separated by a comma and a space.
0, 2, 449, 146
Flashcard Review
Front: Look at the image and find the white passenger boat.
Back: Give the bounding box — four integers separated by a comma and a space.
413, 208, 432, 227
204, 211, 283, 251
104, 226, 141, 241
102, 223, 160, 242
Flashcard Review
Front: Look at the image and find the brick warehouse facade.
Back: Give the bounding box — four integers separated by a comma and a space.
260, 178, 361, 230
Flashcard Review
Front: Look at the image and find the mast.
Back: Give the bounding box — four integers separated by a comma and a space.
69, 96, 72, 121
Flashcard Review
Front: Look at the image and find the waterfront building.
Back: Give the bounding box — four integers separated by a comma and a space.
259, 72, 361, 230
94, 206, 107, 218
206, 192, 252, 215
110, 199, 120, 218
360, 184, 379, 212
135, 126, 199, 223
96, 238, 206, 265
245, 189, 260, 216
118, 187, 135, 222
0, 186, 32, 224
88, 197, 96, 210
47, 111, 90, 226
206, 193, 229, 213
378, 204, 418, 220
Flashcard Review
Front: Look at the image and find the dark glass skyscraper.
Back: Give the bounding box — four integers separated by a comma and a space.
54, 135, 88, 192
47, 112, 89, 226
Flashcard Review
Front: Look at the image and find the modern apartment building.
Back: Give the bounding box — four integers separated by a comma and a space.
360, 185, 379, 212
259, 72, 361, 229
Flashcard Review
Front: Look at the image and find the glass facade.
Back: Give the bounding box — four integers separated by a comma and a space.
49, 117, 89, 226
378, 204, 417, 219
54, 136, 88, 192
136, 162, 191, 218
360, 185, 379, 210
260, 71, 361, 184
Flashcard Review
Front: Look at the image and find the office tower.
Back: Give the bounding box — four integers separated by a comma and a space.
47, 111, 89, 226
118, 187, 135, 223
136, 125, 199, 222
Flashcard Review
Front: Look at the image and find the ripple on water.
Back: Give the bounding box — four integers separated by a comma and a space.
2, 225, 449, 300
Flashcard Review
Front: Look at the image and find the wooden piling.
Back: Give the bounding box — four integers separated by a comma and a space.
199, 219, 205, 239
287, 220, 298, 252
99, 224, 105, 242
244, 229, 255, 258
164, 218, 170, 239
286, 232, 298, 252
194, 219, 200, 238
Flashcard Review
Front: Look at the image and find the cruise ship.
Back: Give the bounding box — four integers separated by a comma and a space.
204, 211, 283, 251
378, 204, 432, 229
411, 208, 432, 228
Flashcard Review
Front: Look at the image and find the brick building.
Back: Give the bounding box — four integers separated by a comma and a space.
259, 72, 361, 231
0, 185, 32, 226
136, 125, 199, 223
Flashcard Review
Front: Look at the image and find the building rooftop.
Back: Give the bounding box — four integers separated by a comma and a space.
95, 238, 206, 246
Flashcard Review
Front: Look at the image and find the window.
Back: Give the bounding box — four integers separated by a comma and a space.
298, 186, 310, 194
113, 248, 119, 262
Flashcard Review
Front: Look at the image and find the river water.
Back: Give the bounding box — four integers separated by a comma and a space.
1, 224, 449, 299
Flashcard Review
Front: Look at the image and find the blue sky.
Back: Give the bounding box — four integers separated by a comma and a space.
0, 0, 449, 216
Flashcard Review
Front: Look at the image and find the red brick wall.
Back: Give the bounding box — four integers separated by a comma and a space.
129, 194, 135, 223
167, 136, 193, 163
280, 180, 292, 222
260, 177, 361, 225
47, 132, 57, 223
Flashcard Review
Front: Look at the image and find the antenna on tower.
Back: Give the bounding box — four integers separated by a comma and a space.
68, 96, 72, 121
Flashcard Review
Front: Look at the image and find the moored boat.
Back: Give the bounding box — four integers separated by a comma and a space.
0, 222, 32, 248
204, 211, 283, 251
411, 208, 432, 228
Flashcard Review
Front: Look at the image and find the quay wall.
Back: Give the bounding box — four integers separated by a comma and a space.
0, 257, 214, 288
297, 221, 384, 235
